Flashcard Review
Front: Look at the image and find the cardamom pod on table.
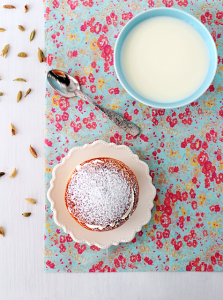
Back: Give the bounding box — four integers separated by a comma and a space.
24, 88, 31, 97
18, 52, 28, 58
22, 213, 31, 217
0, 44, 9, 58
3, 5, 16, 9
18, 25, 25, 31
13, 78, 26, 82
0, 227, 5, 237
30, 29, 35, 41
10, 123, 18, 135
30, 145, 37, 158
24, 4, 28, 13
25, 198, 36, 204
17, 91, 22, 102
9, 168, 17, 178
0, 93, 3, 96
0, 172, 5, 177
38, 48, 45, 63
0, 28, 6, 32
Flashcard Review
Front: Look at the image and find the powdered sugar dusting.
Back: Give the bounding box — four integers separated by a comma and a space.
66, 159, 133, 226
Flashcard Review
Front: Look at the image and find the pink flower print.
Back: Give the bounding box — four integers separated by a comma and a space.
59, 97, 70, 111
55, 122, 62, 131
90, 85, 96, 93
148, 0, 155, 7
97, 34, 109, 50
70, 121, 75, 128
60, 235, 66, 243
46, 260, 55, 269
102, 25, 108, 33
59, 244, 66, 252
103, 45, 112, 56
124, 112, 132, 121
78, 244, 86, 254
52, 0, 59, 8
55, 114, 62, 122
92, 122, 97, 129
80, 76, 87, 85
106, 16, 112, 25
47, 54, 53, 66
70, 1, 78, 10
144, 257, 153, 265
88, 73, 95, 83
94, 22, 102, 34
45, 139, 52, 147
45, 7, 51, 14
81, 24, 87, 31
51, 34, 56, 39
122, 13, 128, 20
59, 25, 64, 30
73, 50, 78, 57
62, 112, 69, 121
91, 61, 96, 68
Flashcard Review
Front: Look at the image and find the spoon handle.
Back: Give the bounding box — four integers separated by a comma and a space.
75, 90, 140, 137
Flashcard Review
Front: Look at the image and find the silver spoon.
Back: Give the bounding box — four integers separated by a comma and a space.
47, 69, 140, 136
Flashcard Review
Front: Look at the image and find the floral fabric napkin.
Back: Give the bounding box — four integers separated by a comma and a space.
44, 0, 223, 272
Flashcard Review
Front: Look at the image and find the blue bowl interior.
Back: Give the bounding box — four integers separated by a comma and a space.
114, 8, 217, 109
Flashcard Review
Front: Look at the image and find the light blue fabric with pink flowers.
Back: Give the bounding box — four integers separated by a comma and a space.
44, 0, 223, 272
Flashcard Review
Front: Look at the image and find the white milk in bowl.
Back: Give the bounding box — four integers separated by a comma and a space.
121, 16, 209, 103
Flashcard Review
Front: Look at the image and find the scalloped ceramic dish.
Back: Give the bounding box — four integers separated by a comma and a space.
47, 140, 156, 249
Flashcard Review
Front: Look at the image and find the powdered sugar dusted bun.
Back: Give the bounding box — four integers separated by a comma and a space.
65, 157, 139, 232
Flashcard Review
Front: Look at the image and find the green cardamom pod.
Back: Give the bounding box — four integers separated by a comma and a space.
24, 88, 31, 97
18, 52, 27, 58
18, 25, 25, 32
30, 29, 35, 42
38, 48, 45, 63
0, 28, 6, 32
17, 91, 22, 102
22, 213, 31, 217
13, 78, 26, 82
0, 93, 3, 96
0, 44, 9, 58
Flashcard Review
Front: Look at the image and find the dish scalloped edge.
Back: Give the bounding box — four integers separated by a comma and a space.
47, 140, 156, 249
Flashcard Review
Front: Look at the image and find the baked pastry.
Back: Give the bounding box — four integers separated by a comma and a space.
65, 157, 139, 231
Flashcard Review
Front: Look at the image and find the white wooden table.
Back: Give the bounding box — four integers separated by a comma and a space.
0, 1, 222, 299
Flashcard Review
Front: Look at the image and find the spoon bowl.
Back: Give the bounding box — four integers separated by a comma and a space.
47, 69, 140, 137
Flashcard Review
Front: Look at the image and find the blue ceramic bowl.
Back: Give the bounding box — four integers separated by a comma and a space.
114, 8, 217, 109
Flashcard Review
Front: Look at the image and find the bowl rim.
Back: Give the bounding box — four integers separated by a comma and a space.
114, 7, 218, 109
